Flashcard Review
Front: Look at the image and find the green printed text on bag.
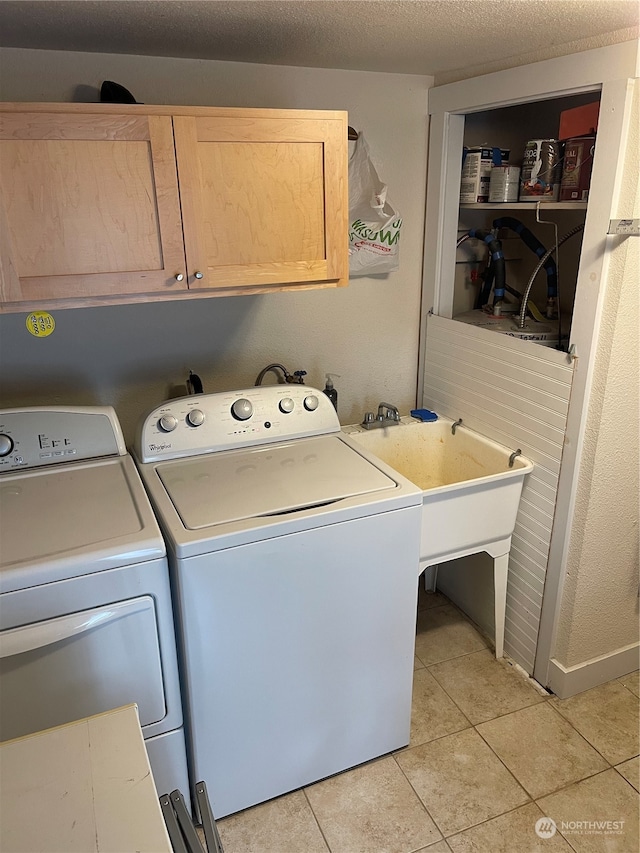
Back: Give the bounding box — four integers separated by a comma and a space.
348, 134, 402, 275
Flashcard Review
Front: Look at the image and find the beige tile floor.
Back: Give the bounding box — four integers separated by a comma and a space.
209, 589, 639, 853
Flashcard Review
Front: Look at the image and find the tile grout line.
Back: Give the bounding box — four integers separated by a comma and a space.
412, 667, 475, 732
551, 688, 640, 766
615, 672, 640, 701
532, 766, 622, 804
425, 657, 550, 727
443, 801, 547, 845
394, 740, 536, 843
532, 767, 629, 853
613, 763, 640, 794
471, 706, 615, 805
301, 786, 333, 853
394, 719, 473, 756
543, 700, 621, 767
390, 753, 449, 845
415, 644, 490, 669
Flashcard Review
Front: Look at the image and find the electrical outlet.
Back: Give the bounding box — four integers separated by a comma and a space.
608, 219, 640, 235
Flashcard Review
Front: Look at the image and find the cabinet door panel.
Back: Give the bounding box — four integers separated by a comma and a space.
174, 115, 347, 290
199, 141, 325, 266
3, 140, 164, 277
0, 113, 186, 307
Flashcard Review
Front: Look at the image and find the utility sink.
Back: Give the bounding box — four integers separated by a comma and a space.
346, 417, 533, 567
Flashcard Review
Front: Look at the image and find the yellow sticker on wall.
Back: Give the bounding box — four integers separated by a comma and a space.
26, 312, 56, 338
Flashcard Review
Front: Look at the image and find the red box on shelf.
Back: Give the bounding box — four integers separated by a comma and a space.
559, 101, 600, 140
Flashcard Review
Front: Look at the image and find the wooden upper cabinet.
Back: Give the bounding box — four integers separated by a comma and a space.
172, 112, 348, 291
0, 105, 348, 312
0, 111, 187, 310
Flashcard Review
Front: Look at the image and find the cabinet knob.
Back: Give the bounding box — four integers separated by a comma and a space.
194, 271, 204, 280
175, 273, 184, 282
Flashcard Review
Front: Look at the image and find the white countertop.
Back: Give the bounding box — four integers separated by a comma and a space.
0, 704, 172, 853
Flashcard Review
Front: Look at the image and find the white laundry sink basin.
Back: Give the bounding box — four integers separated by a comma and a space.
346, 417, 533, 566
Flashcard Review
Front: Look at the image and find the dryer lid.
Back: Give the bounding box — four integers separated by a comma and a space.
0, 456, 164, 586
156, 435, 397, 530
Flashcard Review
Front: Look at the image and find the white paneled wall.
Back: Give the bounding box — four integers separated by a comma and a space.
422, 314, 574, 672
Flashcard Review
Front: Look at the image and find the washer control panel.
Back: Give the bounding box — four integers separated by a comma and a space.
0, 407, 126, 472
136, 386, 340, 462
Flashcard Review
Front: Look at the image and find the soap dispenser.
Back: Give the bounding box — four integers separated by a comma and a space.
323, 374, 340, 411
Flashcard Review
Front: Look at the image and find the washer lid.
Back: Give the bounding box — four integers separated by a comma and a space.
156, 435, 397, 530
0, 455, 165, 590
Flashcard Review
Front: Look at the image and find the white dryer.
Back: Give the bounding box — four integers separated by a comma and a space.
135, 386, 423, 818
0, 406, 189, 801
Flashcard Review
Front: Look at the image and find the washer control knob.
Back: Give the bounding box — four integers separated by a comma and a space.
279, 397, 295, 414
231, 398, 253, 421
187, 409, 205, 427
304, 395, 319, 412
0, 434, 14, 456
158, 414, 178, 433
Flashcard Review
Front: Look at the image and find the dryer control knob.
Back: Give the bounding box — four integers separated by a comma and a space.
279, 397, 295, 414
158, 414, 178, 433
304, 395, 319, 411
231, 398, 253, 421
0, 434, 14, 456
187, 409, 205, 427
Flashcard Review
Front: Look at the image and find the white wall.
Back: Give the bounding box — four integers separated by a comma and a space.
552, 82, 640, 671
0, 48, 432, 443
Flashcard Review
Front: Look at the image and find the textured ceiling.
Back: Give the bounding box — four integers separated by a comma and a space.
0, 1, 638, 78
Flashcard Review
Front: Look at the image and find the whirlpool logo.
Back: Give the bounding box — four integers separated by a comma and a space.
149, 442, 172, 453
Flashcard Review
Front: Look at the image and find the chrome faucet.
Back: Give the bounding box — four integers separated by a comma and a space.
254, 364, 307, 386
361, 402, 401, 430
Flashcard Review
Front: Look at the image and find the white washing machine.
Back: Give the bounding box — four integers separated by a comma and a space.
0, 406, 189, 802
135, 385, 423, 818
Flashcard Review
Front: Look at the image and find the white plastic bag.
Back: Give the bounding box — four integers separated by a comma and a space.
348, 133, 402, 275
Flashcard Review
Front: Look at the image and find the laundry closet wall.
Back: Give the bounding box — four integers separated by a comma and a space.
0, 47, 432, 442
550, 82, 639, 689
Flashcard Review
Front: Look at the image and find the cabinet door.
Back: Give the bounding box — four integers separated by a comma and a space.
0, 112, 186, 309
173, 113, 348, 291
